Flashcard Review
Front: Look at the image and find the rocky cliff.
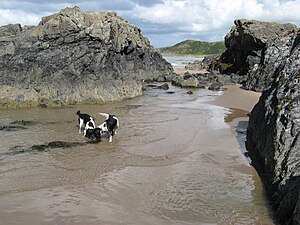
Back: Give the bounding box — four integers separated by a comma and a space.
216, 19, 297, 91
0, 6, 173, 108
246, 32, 300, 225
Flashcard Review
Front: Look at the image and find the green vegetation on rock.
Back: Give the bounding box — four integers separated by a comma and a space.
158, 40, 226, 56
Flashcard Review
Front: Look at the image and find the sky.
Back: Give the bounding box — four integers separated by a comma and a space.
0, 0, 299, 47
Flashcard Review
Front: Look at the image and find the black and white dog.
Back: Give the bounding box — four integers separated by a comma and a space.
76, 110, 96, 133
84, 123, 102, 141
83, 121, 96, 137
97, 113, 119, 142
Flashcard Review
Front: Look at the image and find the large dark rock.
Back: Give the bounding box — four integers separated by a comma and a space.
0, 6, 172, 108
220, 19, 297, 74
246, 32, 300, 225
243, 34, 295, 91
216, 19, 297, 91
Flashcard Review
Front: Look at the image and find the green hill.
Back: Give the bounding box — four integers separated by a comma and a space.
158, 40, 226, 56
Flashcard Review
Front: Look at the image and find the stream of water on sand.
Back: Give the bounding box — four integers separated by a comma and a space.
0, 84, 275, 225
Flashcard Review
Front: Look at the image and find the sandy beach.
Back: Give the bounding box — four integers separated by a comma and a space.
211, 84, 261, 112
0, 72, 272, 225
174, 66, 261, 112
173, 67, 208, 76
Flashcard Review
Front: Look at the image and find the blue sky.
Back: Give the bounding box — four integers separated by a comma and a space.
0, 0, 299, 47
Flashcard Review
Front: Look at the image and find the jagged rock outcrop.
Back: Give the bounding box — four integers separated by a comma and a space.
244, 30, 299, 92
170, 70, 244, 90
0, 6, 172, 108
216, 19, 297, 91
246, 32, 300, 225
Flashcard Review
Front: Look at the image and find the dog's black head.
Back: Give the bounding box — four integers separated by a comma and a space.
93, 128, 102, 140
85, 128, 101, 141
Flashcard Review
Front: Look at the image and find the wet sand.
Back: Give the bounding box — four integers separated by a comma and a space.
173, 67, 261, 113
173, 67, 208, 76
0, 83, 272, 225
210, 84, 261, 166
211, 84, 261, 112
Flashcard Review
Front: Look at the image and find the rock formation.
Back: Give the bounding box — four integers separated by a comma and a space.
215, 19, 297, 91
170, 70, 243, 90
184, 56, 214, 71
0, 6, 172, 108
246, 32, 300, 225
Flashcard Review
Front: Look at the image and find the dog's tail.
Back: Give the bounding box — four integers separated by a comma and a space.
98, 113, 109, 120
76, 110, 81, 116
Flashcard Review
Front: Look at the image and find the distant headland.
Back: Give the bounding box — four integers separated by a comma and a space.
158, 39, 226, 56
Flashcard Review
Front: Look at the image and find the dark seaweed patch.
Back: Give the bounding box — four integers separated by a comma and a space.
0, 125, 27, 131
10, 120, 37, 126
31, 141, 85, 151
1, 141, 86, 159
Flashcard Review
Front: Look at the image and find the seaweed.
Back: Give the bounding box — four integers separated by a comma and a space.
0, 125, 27, 131
0, 141, 86, 159
10, 120, 37, 126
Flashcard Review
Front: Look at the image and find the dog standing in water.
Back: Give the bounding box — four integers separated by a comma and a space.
84, 125, 102, 141
97, 113, 119, 142
76, 110, 96, 133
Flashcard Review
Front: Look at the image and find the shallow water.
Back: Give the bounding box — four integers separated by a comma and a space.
0, 84, 274, 225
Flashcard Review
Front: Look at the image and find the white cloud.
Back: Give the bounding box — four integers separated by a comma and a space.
0, 0, 299, 47
259, 0, 300, 23
133, 0, 265, 33
128, 0, 300, 46
0, 9, 41, 26
133, 0, 204, 30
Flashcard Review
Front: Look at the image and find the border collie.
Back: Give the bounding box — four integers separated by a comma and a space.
84, 126, 102, 141
76, 110, 96, 133
83, 121, 95, 137
97, 113, 119, 142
